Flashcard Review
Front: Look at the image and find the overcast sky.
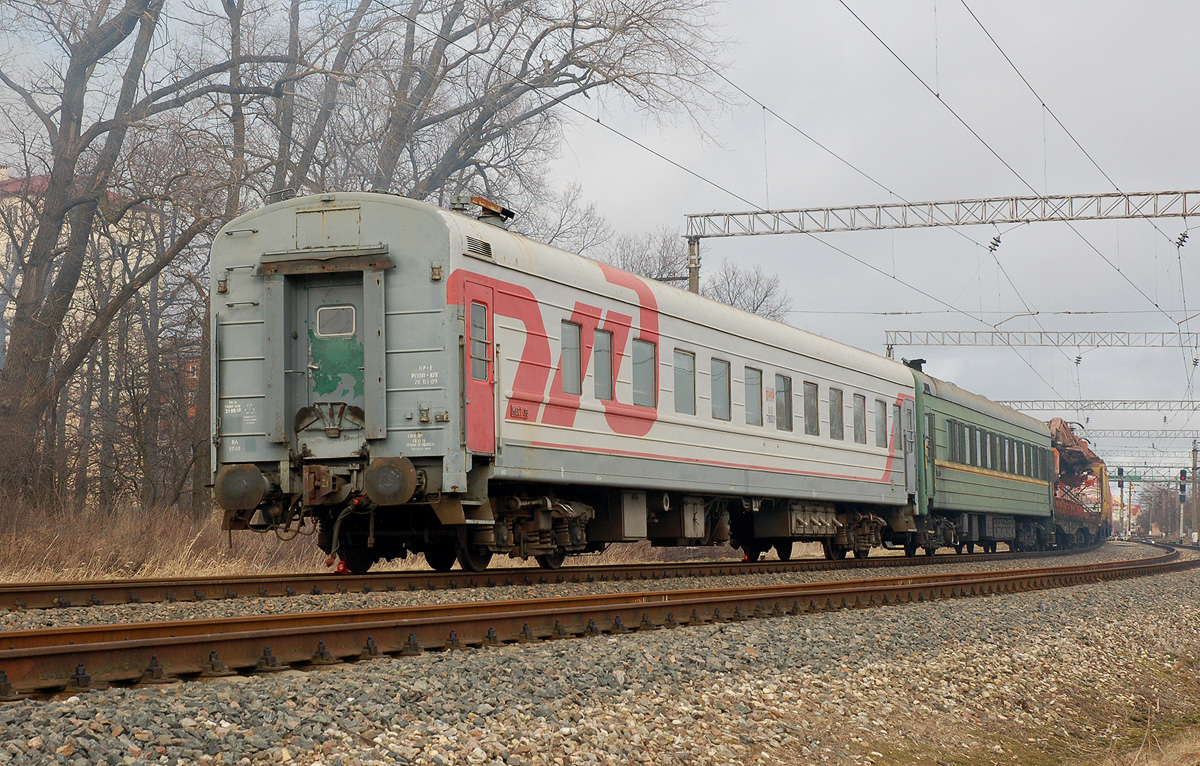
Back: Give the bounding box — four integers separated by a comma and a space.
545, 0, 1200, 475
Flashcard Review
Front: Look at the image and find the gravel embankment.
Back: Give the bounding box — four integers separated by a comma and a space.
0, 542, 1163, 632
1, 541, 1199, 765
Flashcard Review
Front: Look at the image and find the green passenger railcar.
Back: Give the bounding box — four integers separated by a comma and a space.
910, 370, 1055, 551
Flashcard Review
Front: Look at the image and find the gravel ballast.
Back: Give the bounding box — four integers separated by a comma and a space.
0, 542, 1198, 765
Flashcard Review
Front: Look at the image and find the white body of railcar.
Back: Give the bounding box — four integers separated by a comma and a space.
210, 193, 922, 571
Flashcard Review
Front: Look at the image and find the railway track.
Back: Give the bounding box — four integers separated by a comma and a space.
0, 543, 1102, 611
0, 542, 1181, 698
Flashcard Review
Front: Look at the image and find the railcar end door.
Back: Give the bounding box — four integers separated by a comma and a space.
902, 399, 917, 496
289, 273, 368, 453
464, 281, 496, 455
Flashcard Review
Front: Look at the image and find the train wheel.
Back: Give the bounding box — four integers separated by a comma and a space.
966, 542, 976, 554
851, 548, 869, 559
954, 544, 964, 555
339, 544, 376, 575
424, 543, 457, 572
822, 540, 849, 560
903, 540, 918, 558
773, 542, 794, 561
923, 546, 937, 557
456, 545, 493, 572
536, 549, 567, 570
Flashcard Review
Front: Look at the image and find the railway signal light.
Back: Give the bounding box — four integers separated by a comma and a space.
1117, 467, 1124, 489
1181, 469, 1188, 504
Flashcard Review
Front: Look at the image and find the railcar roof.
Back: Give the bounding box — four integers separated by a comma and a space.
216, 192, 917, 387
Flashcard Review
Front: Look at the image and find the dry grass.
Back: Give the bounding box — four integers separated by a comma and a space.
0, 503, 792, 582
1099, 732, 1200, 766
0, 503, 329, 582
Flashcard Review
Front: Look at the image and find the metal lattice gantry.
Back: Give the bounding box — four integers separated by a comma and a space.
884, 331, 1200, 348
996, 400, 1200, 411
1081, 430, 1200, 439
685, 190, 1200, 239
1104, 465, 1187, 481
1096, 450, 1194, 459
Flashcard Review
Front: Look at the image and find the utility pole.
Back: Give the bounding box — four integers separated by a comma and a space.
686, 237, 700, 294
1192, 440, 1198, 542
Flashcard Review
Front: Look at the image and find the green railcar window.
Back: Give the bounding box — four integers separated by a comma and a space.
990, 433, 999, 470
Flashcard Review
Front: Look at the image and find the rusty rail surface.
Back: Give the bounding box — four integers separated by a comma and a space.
0, 543, 1176, 698
0, 542, 1104, 611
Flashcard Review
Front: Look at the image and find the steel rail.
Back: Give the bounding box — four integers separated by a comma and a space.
0, 544, 1179, 697
0, 543, 1101, 611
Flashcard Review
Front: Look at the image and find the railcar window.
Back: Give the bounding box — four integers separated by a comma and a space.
1007, 439, 1016, 475
978, 429, 988, 468
632, 340, 656, 407
829, 388, 844, 440
560, 321, 582, 395
469, 303, 489, 381
990, 434, 999, 470
317, 305, 356, 337
746, 368, 763, 426
594, 330, 613, 401
803, 382, 819, 436
853, 395, 867, 444
776, 375, 794, 431
674, 350, 696, 415
967, 425, 977, 466
875, 400, 888, 448
712, 359, 731, 421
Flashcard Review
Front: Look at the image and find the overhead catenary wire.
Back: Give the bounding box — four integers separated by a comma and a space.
956, 0, 1197, 399
599, 0, 1071, 395
837, 0, 1190, 417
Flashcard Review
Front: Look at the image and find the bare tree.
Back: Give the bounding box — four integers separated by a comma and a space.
0, 0, 286, 492
603, 226, 690, 282
512, 181, 612, 255
272, 0, 725, 204
702, 259, 793, 321
0, 0, 729, 507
